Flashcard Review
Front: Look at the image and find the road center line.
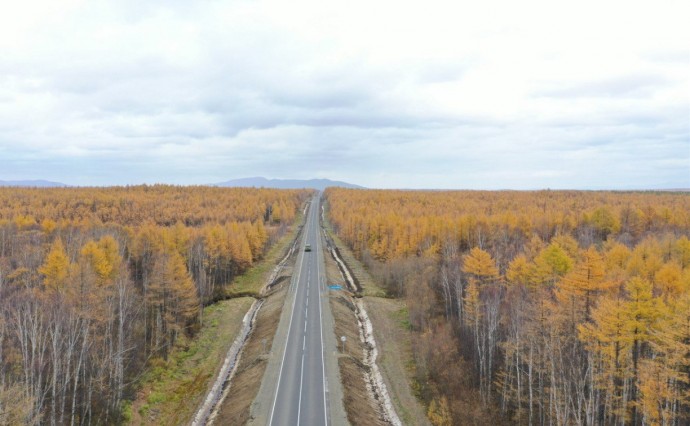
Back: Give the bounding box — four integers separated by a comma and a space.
268, 199, 311, 426
297, 352, 305, 425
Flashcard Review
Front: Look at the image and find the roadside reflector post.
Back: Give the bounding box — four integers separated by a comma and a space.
341, 335, 346, 354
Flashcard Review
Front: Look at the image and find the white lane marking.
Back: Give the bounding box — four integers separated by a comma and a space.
269, 199, 311, 426
297, 352, 305, 425
316, 201, 328, 426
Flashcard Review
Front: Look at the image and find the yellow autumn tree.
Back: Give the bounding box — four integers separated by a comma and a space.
638, 292, 690, 425
462, 247, 498, 283
579, 296, 631, 421
40, 218, 57, 235
38, 239, 70, 293
427, 396, 452, 426
625, 277, 663, 423
672, 235, 690, 268
531, 242, 573, 286
80, 236, 121, 285
506, 254, 532, 287
558, 246, 609, 318
148, 251, 199, 359
654, 262, 683, 296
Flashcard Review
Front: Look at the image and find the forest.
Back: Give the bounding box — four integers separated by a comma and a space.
325, 188, 690, 426
0, 185, 310, 424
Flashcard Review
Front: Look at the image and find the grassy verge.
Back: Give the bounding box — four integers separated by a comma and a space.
128, 297, 254, 425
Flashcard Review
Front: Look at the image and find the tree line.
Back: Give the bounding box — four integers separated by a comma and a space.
325, 188, 690, 425
0, 185, 310, 424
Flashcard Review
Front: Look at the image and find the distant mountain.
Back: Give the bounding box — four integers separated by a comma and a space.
215, 177, 364, 190
0, 179, 68, 187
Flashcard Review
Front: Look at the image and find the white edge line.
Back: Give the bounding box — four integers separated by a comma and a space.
317, 201, 328, 426
268, 199, 310, 425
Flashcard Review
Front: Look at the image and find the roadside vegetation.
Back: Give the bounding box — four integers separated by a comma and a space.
130, 211, 304, 424
325, 188, 690, 425
129, 297, 254, 424
0, 185, 310, 424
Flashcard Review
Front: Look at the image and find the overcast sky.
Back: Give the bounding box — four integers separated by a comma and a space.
1, 0, 688, 189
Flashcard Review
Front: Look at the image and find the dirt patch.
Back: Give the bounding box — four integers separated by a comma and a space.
212, 281, 289, 424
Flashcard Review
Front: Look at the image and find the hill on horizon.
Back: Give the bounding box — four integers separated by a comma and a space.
0, 179, 68, 187
214, 177, 364, 190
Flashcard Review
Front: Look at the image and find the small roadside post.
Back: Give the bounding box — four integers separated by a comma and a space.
341, 335, 346, 354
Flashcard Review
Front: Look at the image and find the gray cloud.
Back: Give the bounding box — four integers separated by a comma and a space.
0, 0, 688, 189
534, 73, 672, 99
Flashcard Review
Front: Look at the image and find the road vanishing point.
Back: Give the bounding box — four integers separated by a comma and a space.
258, 194, 346, 426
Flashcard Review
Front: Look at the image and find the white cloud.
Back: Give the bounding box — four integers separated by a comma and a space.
0, 0, 688, 188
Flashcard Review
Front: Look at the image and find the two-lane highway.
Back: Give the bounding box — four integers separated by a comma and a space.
268, 195, 329, 425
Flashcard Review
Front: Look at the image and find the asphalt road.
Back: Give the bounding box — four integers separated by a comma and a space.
268, 195, 330, 426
